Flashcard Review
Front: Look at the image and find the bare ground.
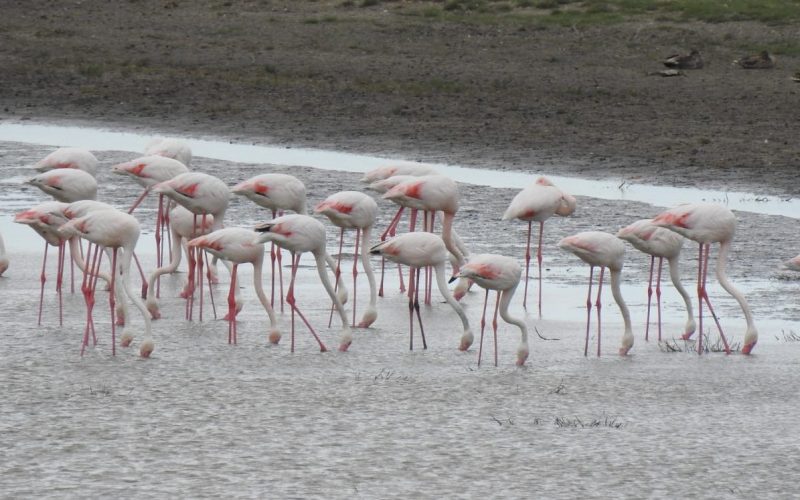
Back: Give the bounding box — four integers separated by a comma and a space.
1, 0, 799, 195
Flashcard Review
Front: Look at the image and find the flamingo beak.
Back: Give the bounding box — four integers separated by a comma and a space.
742, 341, 756, 355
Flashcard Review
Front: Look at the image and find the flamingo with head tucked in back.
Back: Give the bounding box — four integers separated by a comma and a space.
370, 232, 473, 352
188, 227, 280, 345
652, 202, 758, 355
144, 137, 192, 168
33, 147, 99, 177
457, 254, 528, 367
255, 214, 351, 353
502, 176, 576, 316
559, 231, 633, 357
232, 173, 308, 312
315, 191, 378, 328
617, 219, 695, 342
58, 209, 153, 358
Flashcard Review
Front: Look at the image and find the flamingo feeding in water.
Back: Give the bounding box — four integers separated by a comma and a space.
188, 227, 280, 345
457, 254, 529, 367
652, 202, 758, 355
559, 231, 634, 357
33, 147, 99, 177
255, 214, 351, 353
370, 232, 473, 352
58, 209, 154, 358
232, 173, 308, 312
617, 219, 695, 342
502, 176, 576, 316
315, 190, 378, 328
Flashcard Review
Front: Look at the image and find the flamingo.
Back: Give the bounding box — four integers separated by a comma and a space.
145, 205, 216, 320
502, 176, 576, 316
559, 231, 634, 357
617, 219, 696, 342
0, 231, 7, 276
27, 168, 97, 203
315, 191, 378, 328
14, 201, 113, 326
112, 155, 190, 295
360, 163, 438, 184
382, 174, 472, 301
33, 147, 99, 177
652, 202, 758, 355
188, 228, 280, 345
154, 172, 229, 321
58, 209, 154, 358
232, 173, 308, 312
785, 255, 800, 271
457, 254, 529, 367
370, 232, 473, 352
144, 137, 192, 167
254, 214, 351, 353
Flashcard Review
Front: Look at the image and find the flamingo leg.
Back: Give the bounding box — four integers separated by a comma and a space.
127, 188, 148, 214
492, 290, 501, 367
204, 251, 217, 320
426, 211, 435, 305
537, 220, 544, 318
80, 243, 94, 353
379, 206, 406, 297
228, 264, 238, 344
56, 241, 65, 327
155, 194, 164, 298
408, 266, 416, 351
328, 227, 345, 328
37, 243, 49, 326
286, 253, 328, 352
584, 265, 594, 357
699, 244, 731, 354
109, 248, 118, 356
413, 267, 426, 350
82, 244, 103, 355
523, 220, 532, 310
131, 251, 148, 299
70, 240, 75, 295
645, 255, 654, 341
165, 204, 173, 263
596, 267, 605, 357
197, 214, 206, 321
656, 257, 663, 342
478, 288, 489, 367
351, 228, 360, 327
696, 244, 704, 353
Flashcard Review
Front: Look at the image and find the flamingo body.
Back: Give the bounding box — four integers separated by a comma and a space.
33, 148, 98, 177
112, 155, 189, 189
231, 174, 307, 214
360, 164, 437, 183
27, 169, 98, 202
144, 138, 192, 167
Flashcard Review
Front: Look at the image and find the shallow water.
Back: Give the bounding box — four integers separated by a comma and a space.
1, 126, 799, 498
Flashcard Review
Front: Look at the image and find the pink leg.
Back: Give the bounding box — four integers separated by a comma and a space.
492, 290, 501, 367
127, 188, 148, 214
70, 241, 75, 294
537, 221, 544, 318
351, 228, 360, 327
82, 245, 103, 355
523, 220, 532, 310
228, 264, 238, 344
165, 206, 173, 263
38, 243, 49, 326
286, 253, 327, 353
155, 194, 164, 298
328, 228, 345, 328
379, 207, 406, 297
197, 215, 207, 321
408, 266, 416, 351
276, 244, 284, 313
426, 211, 435, 305
655, 257, 663, 342
584, 266, 594, 357
109, 248, 118, 356
204, 251, 217, 320
413, 267, 426, 350
270, 209, 277, 309
696, 244, 705, 354
698, 244, 731, 354
56, 241, 65, 327
645, 255, 654, 341
596, 267, 605, 357
132, 251, 148, 299
477, 289, 489, 366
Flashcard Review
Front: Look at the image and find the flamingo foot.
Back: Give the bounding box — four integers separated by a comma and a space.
139, 339, 154, 358
268, 330, 281, 345
120, 332, 134, 347
319, 345, 328, 353
742, 341, 756, 355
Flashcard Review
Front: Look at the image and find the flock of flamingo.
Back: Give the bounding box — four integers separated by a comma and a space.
0, 138, 767, 365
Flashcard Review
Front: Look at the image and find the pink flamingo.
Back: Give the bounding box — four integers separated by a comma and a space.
58, 209, 154, 358
0, 231, 7, 276
14, 201, 112, 327
457, 254, 529, 367
502, 176, 576, 316
617, 219, 695, 342
145, 205, 215, 319
652, 202, 758, 355
315, 191, 378, 328
559, 231, 634, 357
232, 173, 308, 312
154, 172, 229, 321
33, 147, 98, 177
255, 214, 351, 352
27, 168, 97, 203
188, 227, 280, 345
360, 163, 437, 184
382, 174, 471, 301
370, 232, 473, 352
144, 137, 192, 167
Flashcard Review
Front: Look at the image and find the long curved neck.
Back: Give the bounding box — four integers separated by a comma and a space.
146, 228, 183, 303
361, 226, 377, 309
315, 251, 349, 329
433, 263, 469, 332
716, 240, 755, 328
252, 250, 278, 327
120, 245, 151, 337
666, 256, 693, 316
69, 237, 111, 285
498, 284, 527, 343
609, 269, 632, 335
441, 212, 465, 273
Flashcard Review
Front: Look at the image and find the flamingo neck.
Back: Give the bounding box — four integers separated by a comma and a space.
252, 249, 278, 327
441, 212, 465, 273
610, 269, 633, 338
715, 241, 756, 331
119, 245, 152, 337
360, 226, 377, 309
433, 263, 470, 333
667, 255, 696, 333
498, 285, 527, 343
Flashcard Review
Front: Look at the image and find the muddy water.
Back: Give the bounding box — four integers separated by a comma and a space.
1, 128, 799, 498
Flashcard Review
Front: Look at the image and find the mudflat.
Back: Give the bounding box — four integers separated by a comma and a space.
1, 1, 798, 193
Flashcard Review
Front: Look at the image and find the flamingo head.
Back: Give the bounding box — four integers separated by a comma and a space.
268, 328, 281, 345
120, 331, 134, 348
459, 330, 474, 352
357, 307, 377, 328
146, 298, 161, 320
556, 193, 577, 217
139, 339, 155, 358
742, 326, 758, 355
516, 343, 530, 366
